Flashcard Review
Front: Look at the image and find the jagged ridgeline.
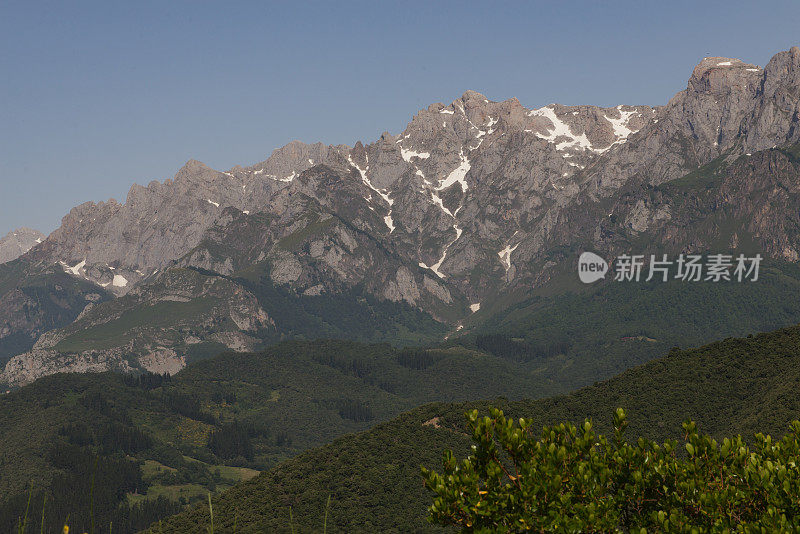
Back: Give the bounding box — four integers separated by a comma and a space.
151, 324, 800, 533
1, 48, 800, 387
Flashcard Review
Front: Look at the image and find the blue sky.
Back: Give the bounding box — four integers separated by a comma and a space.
1, 0, 799, 235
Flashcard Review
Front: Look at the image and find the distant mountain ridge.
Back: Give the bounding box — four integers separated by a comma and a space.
0, 228, 44, 264
1, 47, 800, 386
27, 49, 800, 295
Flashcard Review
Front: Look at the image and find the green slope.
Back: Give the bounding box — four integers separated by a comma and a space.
455, 259, 800, 397
151, 324, 800, 533
0, 338, 574, 533
234, 275, 449, 347
5, 262, 800, 532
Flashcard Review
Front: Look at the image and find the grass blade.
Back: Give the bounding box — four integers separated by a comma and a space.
207, 493, 214, 534
21, 482, 33, 534
40, 494, 46, 534
90, 456, 98, 534
323, 494, 331, 534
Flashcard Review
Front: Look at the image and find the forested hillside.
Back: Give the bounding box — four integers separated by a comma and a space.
5, 260, 800, 532
152, 324, 800, 532
459, 259, 800, 395
0, 339, 568, 533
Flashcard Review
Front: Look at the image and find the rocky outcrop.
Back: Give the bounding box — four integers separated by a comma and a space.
587, 49, 800, 194
1, 348, 135, 386
0, 267, 272, 387
0, 265, 111, 367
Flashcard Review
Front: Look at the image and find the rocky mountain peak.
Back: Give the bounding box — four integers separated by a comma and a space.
181, 158, 211, 171
460, 89, 489, 104
4, 47, 800, 387
588, 49, 800, 193
173, 159, 221, 184
11, 48, 800, 299
688, 57, 762, 95
0, 228, 45, 264
765, 46, 800, 74
761, 46, 800, 96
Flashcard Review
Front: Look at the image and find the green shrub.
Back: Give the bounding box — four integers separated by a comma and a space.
423, 408, 800, 532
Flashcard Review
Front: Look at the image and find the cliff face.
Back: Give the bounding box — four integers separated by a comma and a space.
0, 264, 111, 369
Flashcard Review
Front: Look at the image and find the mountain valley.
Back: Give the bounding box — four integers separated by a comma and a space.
2, 45, 800, 533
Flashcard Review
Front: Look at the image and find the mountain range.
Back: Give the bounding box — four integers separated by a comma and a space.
1, 47, 799, 389
2, 45, 800, 533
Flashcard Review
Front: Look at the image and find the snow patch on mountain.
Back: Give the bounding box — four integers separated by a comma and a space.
400, 147, 431, 162
61, 259, 86, 276
497, 243, 519, 271
529, 105, 596, 152
425, 225, 462, 279
602, 106, 641, 150
430, 191, 454, 217
348, 154, 395, 232
437, 149, 470, 192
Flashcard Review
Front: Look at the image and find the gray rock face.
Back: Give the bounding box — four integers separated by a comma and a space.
0, 264, 112, 370
20, 49, 800, 302
1, 267, 273, 387
0, 228, 44, 264
4, 47, 800, 386
747, 47, 800, 150
587, 50, 800, 193
19, 84, 665, 299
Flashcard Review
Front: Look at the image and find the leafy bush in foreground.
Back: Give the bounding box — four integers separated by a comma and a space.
423, 408, 800, 532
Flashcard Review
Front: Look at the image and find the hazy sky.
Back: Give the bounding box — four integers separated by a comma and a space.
2, 0, 799, 235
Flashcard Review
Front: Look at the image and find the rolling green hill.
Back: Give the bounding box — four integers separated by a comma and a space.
151, 324, 800, 533
0, 338, 577, 533
5, 261, 800, 532
457, 259, 800, 396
